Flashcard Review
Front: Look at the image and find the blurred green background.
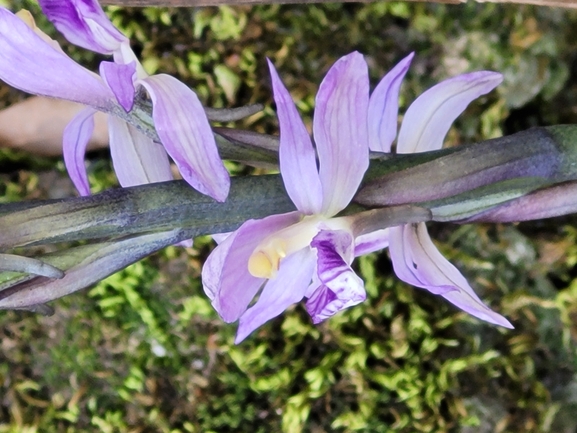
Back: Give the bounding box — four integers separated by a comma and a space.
1, 1, 577, 432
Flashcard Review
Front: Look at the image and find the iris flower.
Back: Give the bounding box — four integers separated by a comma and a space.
203, 52, 512, 343
0, 2, 229, 201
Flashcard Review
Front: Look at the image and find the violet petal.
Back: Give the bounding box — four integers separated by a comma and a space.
389, 223, 513, 328
267, 58, 322, 214
39, 0, 127, 54
139, 74, 230, 201
100, 61, 136, 112
108, 116, 173, 187
201, 212, 301, 322
212, 232, 232, 244
367, 53, 413, 152
304, 273, 322, 298
354, 229, 390, 257
389, 224, 459, 295
0, 8, 114, 111
236, 248, 316, 343
307, 229, 366, 323
63, 107, 96, 196
397, 71, 502, 154
313, 52, 370, 216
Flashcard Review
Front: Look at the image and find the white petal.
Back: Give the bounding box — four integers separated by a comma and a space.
108, 116, 173, 187
397, 71, 502, 154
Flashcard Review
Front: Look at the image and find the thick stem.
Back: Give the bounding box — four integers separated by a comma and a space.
355, 127, 563, 207
0, 175, 294, 249
3, 126, 577, 249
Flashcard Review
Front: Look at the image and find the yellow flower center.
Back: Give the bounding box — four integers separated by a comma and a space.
247, 238, 287, 279
247, 215, 351, 279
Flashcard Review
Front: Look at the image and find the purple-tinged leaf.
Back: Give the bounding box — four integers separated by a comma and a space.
0, 230, 182, 310
314, 52, 370, 216
268, 58, 322, 214
139, 74, 230, 201
0, 254, 63, 279
63, 107, 96, 196
397, 71, 502, 154
368, 52, 413, 152
465, 182, 577, 223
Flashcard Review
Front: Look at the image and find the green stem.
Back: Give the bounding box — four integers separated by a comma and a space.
2, 125, 577, 250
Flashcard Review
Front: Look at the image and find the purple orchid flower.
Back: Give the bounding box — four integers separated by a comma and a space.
0, 3, 229, 201
202, 52, 512, 343
202, 52, 371, 343
362, 53, 513, 328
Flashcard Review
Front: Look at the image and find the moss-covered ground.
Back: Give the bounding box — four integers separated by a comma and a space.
1, 1, 577, 431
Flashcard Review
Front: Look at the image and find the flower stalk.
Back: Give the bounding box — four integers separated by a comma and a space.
0, 125, 575, 250
2, 124, 577, 313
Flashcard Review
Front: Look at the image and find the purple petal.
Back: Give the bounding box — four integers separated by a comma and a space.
367, 53, 413, 152
267, 58, 322, 214
63, 107, 96, 196
100, 61, 136, 112
236, 248, 316, 343
39, 0, 127, 54
108, 116, 173, 187
201, 212, 301, 322
313, 52, 370, 216
397, 71, 502, 154
354, 229, 390, 257
0, 8, 114, 111
389, 223, 513, 328
139, 74, 230, 202
305, 285, 335, 321
306, 230, 366, 323
389, 224, 459, 295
